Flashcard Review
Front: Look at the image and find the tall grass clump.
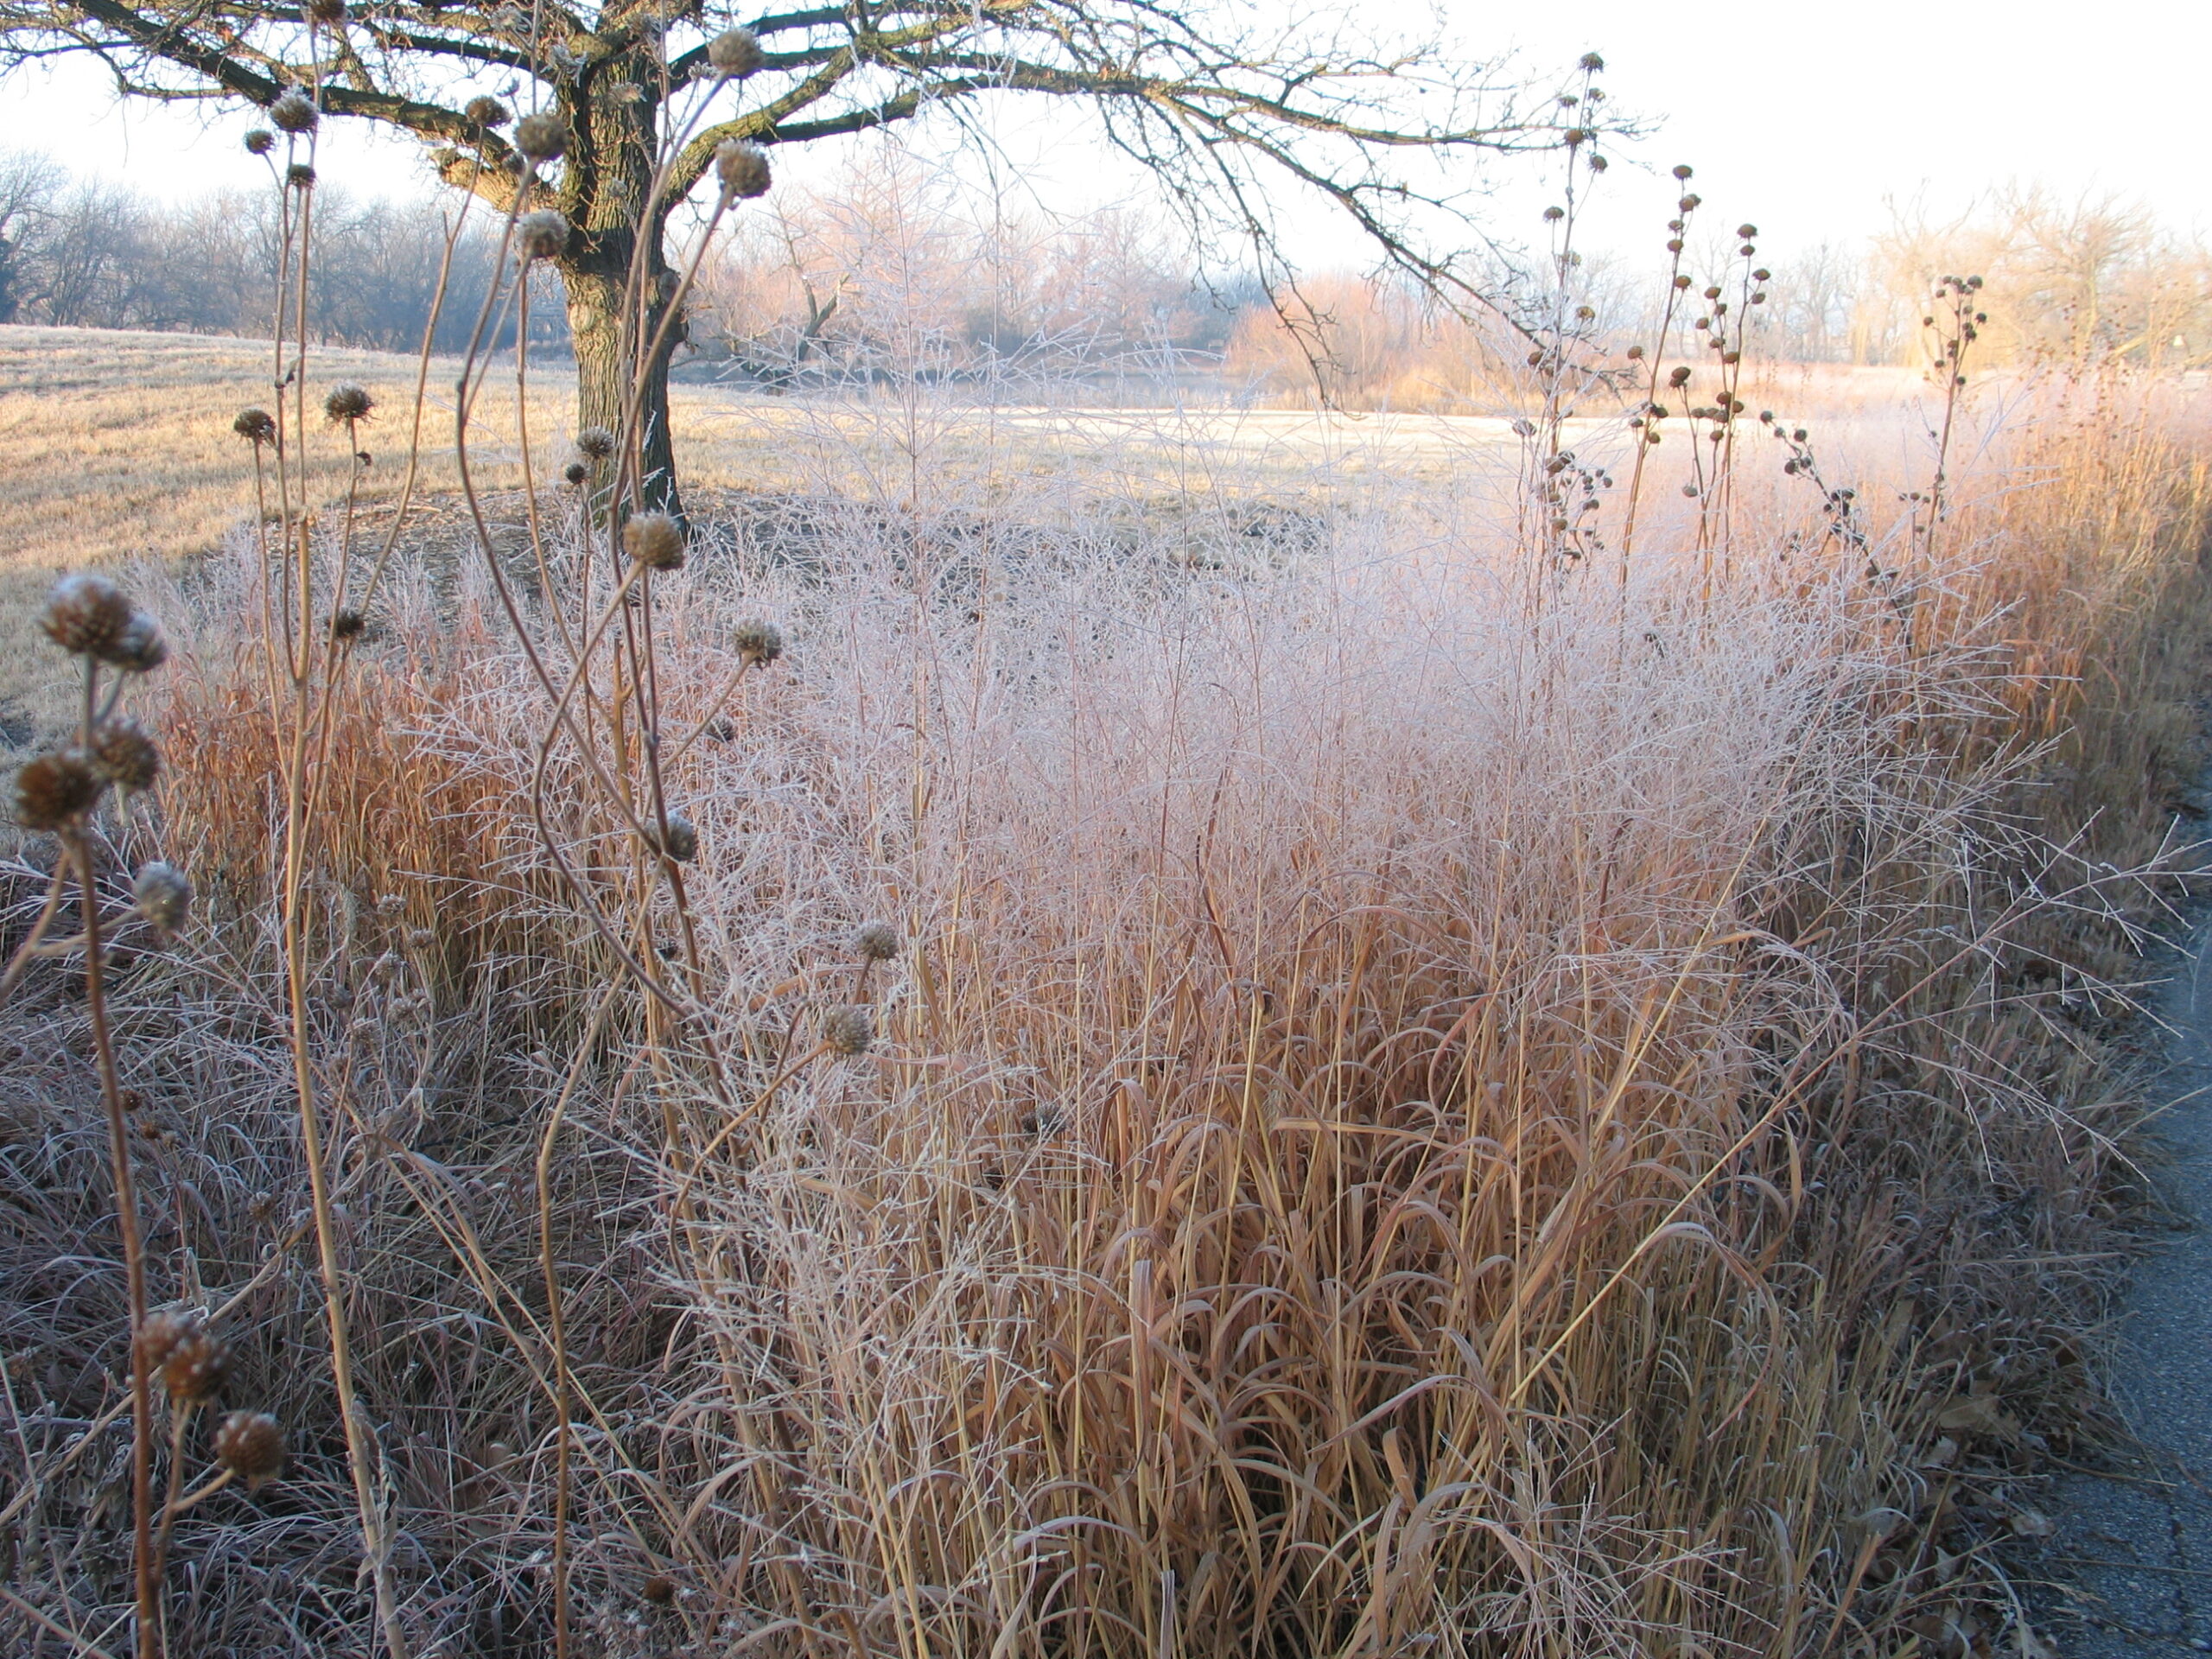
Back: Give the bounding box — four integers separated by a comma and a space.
4, 47, 2212, 1659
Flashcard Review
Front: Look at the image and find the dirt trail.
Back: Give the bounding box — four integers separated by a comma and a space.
2040, 911, 2212, 1652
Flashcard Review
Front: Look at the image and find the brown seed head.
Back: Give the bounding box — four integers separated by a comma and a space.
324, 383, 373, 423
41, 573, 134, 658
563, 461, 589, 486
245, 130, 276, 156
707, 26, 764, 76
514, 111, 565, 162
854, 921, 899, 963
92, 719, 161, 790
13, 752, 104, 831
622, 512, 686, 571
1671, 163, 1693, 180
517, 209, 570, 262
653, 811, 698, 863
135, 861, 194, 931
575, 425, 616, 460
162, 1321, 232, 1402
1579, 50, 1605, 71
137, 1311, 194, 1376
1624, 344, 1645, 360
464, 94, 511, 128
288, 162, 317, 189
734, 618, 784, 665
234, 406, 277, 444
715, 140, 772, 200
270, 90, 318, 133
306, 0, 346, 23
1669, 365, 1691, 386
330, 607, 366, 640
107, 613, 168, 674
643, 1574, 678, 1605
823, 1006, 874, 1056
213, 1411, 287, 1490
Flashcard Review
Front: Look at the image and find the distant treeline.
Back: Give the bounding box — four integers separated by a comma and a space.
0, 151, 566, 353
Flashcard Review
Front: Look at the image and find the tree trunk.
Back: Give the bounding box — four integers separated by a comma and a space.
560, 232, 683, 516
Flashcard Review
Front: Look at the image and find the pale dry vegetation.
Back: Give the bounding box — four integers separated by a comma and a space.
6, 45, 2212, 1659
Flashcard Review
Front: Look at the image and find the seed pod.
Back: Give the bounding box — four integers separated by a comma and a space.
13, 751, 104, 830
464, 94, 511, 128
715, 140, 771, 200
707, 26, 763, 77
136, 861, 194, 931
330, 607, 365, 640
1671, 163, 1694, 180
575, 425, 616, 460
734, 618, 783, 665
107, 613, 168, 674
324, 383, 373, 423
622, 512, 686, 571
234, 407, 277, 444
41, 573, 134, 658
244, 130, 276, 156
92, 719, 162, 790
653, 811, 698, 862
563, 461, 588, 486
517, 209, 569, 262
161, 1321, 232, 1403
307, 0, 346, 24
1579, 50, 1605, 70
854, 921, 899, 963
288, 162, 317, 189
213, 1411, 287, 1491
823, 1006, 874, 1057
137, 1310, 194, 1376
513, 111, 565, 162
270, 90, 318, 133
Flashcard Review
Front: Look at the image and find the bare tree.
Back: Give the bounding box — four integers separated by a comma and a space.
0, 147, 56, 321
0, 0, 1585, 503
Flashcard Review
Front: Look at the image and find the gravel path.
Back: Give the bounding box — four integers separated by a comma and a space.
2037, 914, 2212, 1654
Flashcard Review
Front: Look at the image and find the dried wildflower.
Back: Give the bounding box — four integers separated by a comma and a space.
324, 383, 373, 423
288, 162, 317, 189
1624, 344, 1644, 360
213, 1411, 286, 1490
854, 921, 899, 963
563, 461, 588, 486
330, 607, 365, 640
1579, 51, 1605, 71
1671, 163, 1693, 181
575, 425, 616, 460
13, 751, 103, 830
514, 111, 565, 162
714, 140, 771, 200
161, 1320, 232, 1403
642, 1573, 677, 1605
137, 1310, 194, 1376
270, 89, 318, 133
108, 613, 168, 674
92, 719, 161, 790
135, 861, 194, 930
306, 0, 346, 23
652, 811, 698, 862
622, 512, 686, 571
41, 572, 134, 657
823, 1006, 874, 1056
707, 26, 763, 76
234, 406, 277, 444
734, 618, 783, 665
244, 129, 276, 156
517, 209, 569, 261
464, 94, 511, 128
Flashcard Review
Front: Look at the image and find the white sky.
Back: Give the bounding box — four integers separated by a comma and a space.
1, 0, 2203, 267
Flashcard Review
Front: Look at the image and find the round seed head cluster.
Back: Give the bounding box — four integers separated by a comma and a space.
707, 26, 763, 76
245, 129, 276, 156
324, 383, 373, 423
288, 162, 317, 189
715, 140, 771, 200
517, 209, 569, 262
110, 613, 168, 674
823, 1005, 874, 1056
575, 424, 617, 460
734, 618, 783, 665
136, 861, 194, 931
41, 573, 134, 658
464, 94, 511, 128
513, 111, 565, 162
137, 1310, 194, 1374
213, 1411, 286, 1489
234, 406, 276, 443
92, 719, 162, 790
270, 90, 318, 133
161, 1320, 232, 1403
622, 512, 686, 571
307, 0, 346, 23
330, 607, 366, 640
563, 461, 589, 486
854, 921, 899, 963
14, 751, 104, 831
655, 811, 698, 863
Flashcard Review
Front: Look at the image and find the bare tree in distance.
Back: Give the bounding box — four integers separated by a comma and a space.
0, 0, 1600, 505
